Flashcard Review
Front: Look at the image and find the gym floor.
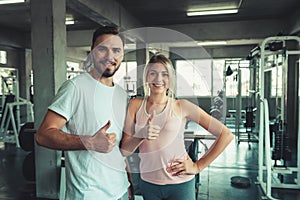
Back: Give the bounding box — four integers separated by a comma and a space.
0, 136, 300, 200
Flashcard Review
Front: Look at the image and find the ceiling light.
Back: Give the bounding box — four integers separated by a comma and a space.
197, 41, 227, 46
0, 0, 25, 4
65, 14, 75, 25
65, 20, 75, 25
187, 9, 238, 16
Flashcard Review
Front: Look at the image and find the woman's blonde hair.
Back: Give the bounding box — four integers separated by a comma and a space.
143, 53, 176, 98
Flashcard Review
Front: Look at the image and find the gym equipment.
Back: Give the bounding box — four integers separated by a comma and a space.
224, 59, 258, 144
231, 176, 251, 188
0, 74, 34, 147
243, 106, 256, 143
186, 136, 200, 199
257, 36, 300, 200
18, 122, 36, 184
224, 60, 242, 138
185, 129, 216, 199
18, 122, 35, 151
271, 120, 291, 162
22, 151, 36, 182
210, 90, 224, 121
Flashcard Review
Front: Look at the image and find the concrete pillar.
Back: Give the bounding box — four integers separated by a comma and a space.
21, 48, 32, 101
16, 48, 32, 123
16, 49, 25, 99
136, 42, 149, 97
31, 0, 66, 198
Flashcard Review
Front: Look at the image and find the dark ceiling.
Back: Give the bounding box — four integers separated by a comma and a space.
0, 0, 299, 33
116, 0, 299, 26
0, 2, 100, 32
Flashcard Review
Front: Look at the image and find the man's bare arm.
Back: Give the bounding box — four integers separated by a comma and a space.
36, 110, 116, 153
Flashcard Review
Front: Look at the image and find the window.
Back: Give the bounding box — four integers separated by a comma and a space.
0, 68, 17, 95
0, 50, 7, 64
66, 61, 83, 79
225, 59, 250, 97
176, 59, 224, 97
299, 60, 300, 97
176, 58, 250, 97
114, 61, 137, 95
270, 65, 282, 97
270, 55, 283, 97
176, 59, 213, 97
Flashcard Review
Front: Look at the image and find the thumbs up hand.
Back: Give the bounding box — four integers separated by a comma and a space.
90, 120, 116, 153
145, 110, 161, 140
134, 110, 161, 140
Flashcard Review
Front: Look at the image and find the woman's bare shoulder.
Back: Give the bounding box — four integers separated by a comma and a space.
171, 99, 189, 117
174, 99, 191, 107
129, 97, 144, 111
173, 99, 201, 115
130, 97, 143, 104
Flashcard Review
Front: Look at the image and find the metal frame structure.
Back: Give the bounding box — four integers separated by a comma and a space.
257, 36, 300, 199
0, 75, 34, 147
0, 100, 34, 147
224, 59, 241, 134
224, 59, 258, 144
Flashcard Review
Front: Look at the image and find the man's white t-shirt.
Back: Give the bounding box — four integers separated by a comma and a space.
49, 73, 129, 200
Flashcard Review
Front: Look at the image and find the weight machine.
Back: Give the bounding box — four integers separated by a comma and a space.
0, 73, 34, 147
257, 36, 300, 199
224, 59, 258, 144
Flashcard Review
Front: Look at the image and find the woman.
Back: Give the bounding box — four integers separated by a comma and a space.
121, 54, 234, 200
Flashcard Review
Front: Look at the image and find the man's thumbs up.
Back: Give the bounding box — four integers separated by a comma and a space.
101, 120, 111, 133
90, 120, 116, 153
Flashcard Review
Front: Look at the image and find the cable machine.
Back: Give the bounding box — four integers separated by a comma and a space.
224, 59, 242, 138
224, 59, 258, 144
257, 36, 300, 199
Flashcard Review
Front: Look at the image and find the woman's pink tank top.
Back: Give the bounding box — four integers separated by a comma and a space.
135, 98, 194, 185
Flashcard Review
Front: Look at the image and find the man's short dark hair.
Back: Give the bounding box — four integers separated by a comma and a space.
92, 26, 124, 47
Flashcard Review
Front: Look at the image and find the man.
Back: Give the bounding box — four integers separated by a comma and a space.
36, 26, 131, 200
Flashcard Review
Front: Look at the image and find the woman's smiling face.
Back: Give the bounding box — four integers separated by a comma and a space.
147, 62, 170, 95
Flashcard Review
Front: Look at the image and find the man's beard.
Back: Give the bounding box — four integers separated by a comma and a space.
102, 68, 117, 78
94, 62, 120, 78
